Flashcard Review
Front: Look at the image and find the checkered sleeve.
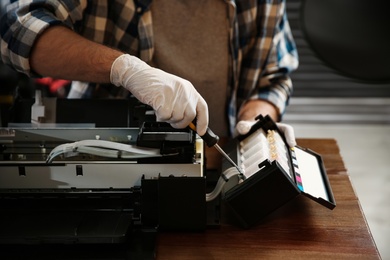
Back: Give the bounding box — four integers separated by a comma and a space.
253, 4, 299, 119
0, 0, 87, 77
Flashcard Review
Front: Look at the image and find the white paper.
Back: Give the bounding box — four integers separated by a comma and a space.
294, 147, 329, 201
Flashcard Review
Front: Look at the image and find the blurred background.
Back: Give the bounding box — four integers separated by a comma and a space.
285, 1, 390, 258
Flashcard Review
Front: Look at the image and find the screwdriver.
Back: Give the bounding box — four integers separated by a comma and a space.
188, 122, 244, 175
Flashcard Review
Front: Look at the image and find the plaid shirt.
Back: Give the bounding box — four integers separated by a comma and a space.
0, 0, 298, 134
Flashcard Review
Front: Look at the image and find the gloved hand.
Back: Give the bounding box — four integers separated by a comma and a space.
110, 54, 208, 136
235, 120, 297, 148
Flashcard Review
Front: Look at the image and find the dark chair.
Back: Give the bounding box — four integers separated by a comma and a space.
300, 0, 390, 83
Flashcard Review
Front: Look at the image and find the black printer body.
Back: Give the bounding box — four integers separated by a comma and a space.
0, 99, 335, 259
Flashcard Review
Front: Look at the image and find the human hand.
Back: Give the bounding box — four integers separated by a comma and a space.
235, 120, 296, 148
110, 54, 208, 135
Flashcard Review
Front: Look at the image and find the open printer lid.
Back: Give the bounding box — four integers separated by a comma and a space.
222, 115, 336, 228
290, 146, 336, 209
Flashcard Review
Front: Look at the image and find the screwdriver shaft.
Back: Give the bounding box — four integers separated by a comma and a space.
189, 122, 243, 174
214, 143, 243, 175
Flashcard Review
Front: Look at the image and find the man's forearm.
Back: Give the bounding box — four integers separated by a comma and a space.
30, 26, 124, 83
238, 99, 279, 122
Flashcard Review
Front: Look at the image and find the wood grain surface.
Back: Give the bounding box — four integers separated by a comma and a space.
156, 139, 381, 260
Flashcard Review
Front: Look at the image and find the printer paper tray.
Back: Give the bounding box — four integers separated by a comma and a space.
0, 161, 202, 189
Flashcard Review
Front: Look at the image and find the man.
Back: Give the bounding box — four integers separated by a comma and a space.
0, 0, 298, 145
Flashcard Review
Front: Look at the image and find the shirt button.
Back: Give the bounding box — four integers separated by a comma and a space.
137, 7, 142, 13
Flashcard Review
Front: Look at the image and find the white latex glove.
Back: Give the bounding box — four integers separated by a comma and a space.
235, 120, 297, 148
110, 54, 208, 136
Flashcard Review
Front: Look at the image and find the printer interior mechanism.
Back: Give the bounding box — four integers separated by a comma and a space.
0, 99, 335, 258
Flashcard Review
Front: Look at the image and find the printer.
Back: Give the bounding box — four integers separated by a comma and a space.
0, 98, 335, 258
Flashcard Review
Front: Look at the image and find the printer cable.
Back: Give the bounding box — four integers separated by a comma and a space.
46, 139, 165, 163
206, 167, 245, 202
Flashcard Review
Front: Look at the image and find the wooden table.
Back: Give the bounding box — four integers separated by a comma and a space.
156, 139, 381, 259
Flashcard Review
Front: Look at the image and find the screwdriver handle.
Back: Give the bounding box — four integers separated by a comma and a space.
188, 122, 219, 147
